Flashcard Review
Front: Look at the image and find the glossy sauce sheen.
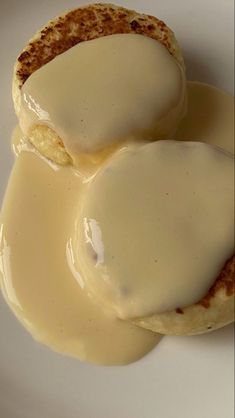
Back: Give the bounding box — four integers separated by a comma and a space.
75, 141, 234, 318
0, 147, 159, 365
19, 34, 186, 158
0, 76, 234, 364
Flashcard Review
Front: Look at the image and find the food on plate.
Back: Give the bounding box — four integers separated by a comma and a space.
0, 3, 234, 366
76, 140, 234, 334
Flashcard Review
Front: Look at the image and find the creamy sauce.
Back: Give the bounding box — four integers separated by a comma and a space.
0, 145, 159, 365
175, 82, 234, 154
19, 34, 186, 159
1, 72, 234, 365
74, 141, 234, 319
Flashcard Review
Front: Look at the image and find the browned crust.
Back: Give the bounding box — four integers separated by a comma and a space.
15, 3, 183, 89
176, 256, 235, 313
199, 256, 234, 308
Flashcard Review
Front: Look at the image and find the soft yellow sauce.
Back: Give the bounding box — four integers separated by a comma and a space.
175, 82, 234, 154
75, 140, 234, 319
19, 34, 186, 159
0, 55, 234, 365
0, 146, 159, 365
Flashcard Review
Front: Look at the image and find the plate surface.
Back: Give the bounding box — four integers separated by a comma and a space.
0, 1, 234, 417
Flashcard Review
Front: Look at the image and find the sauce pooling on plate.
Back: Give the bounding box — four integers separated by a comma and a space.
0, 29, 234, 367
175, 82, 234, 154
0, 144, 160, 366
0, 135, 234, 364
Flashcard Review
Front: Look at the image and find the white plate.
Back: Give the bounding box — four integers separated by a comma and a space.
0, 1, 234, 417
